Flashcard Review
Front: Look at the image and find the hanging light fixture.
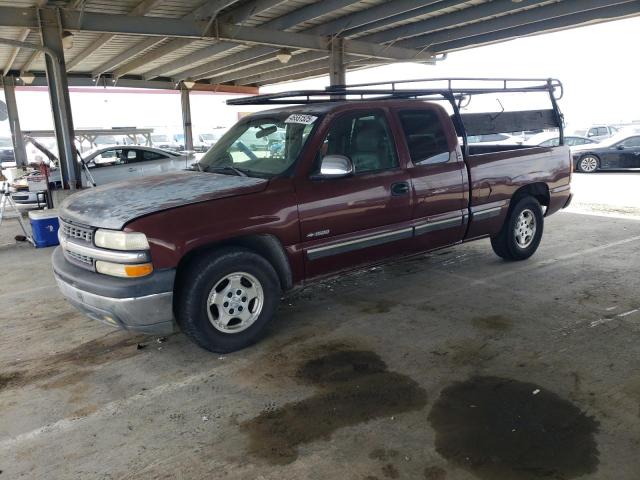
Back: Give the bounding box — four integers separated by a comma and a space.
61, 31, 74, 50
20, 72, 35, 85
276, 49, 292, 64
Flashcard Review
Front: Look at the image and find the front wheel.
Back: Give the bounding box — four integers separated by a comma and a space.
577, 155, 599, 173
176, 248, 281, 353
491, 196, 544, 261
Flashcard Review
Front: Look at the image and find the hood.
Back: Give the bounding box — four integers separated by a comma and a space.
59, 170, 268, 230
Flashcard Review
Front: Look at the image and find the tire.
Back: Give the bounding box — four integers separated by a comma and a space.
577, 154, 599, 173
176, 247, 281, 353
490, 196, 544, 261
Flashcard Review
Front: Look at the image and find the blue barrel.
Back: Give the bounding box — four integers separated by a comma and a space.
28, 209, 60, 248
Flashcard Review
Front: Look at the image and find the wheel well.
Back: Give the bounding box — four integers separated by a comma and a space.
176, 234, 293, 291
578, 152, 600, 161
511, 183, 550, 209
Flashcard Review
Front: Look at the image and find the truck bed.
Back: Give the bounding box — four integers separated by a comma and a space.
463, 144, 572, 240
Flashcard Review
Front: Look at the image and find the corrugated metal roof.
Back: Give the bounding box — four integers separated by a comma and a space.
0, 0, 638, 86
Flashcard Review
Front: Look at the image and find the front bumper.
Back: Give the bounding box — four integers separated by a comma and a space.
52, 247, 177, 335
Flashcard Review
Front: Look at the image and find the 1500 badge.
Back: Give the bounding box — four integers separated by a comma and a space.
306, 229, 330, 238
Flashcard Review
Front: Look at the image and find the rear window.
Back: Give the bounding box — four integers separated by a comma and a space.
398, 110, 450, 165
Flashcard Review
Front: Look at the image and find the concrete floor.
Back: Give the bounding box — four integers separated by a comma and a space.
1, 182, 640, 479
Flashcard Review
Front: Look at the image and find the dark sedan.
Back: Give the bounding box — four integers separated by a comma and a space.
572, 133, 640, 172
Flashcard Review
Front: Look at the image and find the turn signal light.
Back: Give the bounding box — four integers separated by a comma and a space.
96, 260, 154, 278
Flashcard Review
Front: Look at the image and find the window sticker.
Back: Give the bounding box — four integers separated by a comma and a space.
285, 114, 318, 125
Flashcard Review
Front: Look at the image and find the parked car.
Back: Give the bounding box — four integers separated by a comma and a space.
53, 82, 572, 354
0, 136, 15, 164
197, 129, 228, 149
572, 133, 640, 172
173, 133, 208, 153
525, 132, 597, 147
150, 133, 181, 151
569, 124, 618, 141
11, 145, 190, 205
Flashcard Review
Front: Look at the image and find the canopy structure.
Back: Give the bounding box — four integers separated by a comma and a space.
0, 0, 638, 191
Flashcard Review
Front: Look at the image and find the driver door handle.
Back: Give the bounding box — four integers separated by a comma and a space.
391, 181, 410, 196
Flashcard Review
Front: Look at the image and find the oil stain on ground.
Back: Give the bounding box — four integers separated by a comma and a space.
0, 333, 147, 392
242, 349, 427, 465
428, 376, 599, 480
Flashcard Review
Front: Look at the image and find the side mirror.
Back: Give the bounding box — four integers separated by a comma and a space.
313, 154, 354, 179
616, 145, 625, 150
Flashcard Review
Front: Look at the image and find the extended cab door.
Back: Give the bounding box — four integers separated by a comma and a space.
296, 109, 412, 279
392, 107, 468, 250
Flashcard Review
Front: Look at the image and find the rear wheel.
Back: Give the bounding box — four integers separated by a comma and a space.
176, 248, 280, 353
577, 155, 599, 173
491, 196, 544, 261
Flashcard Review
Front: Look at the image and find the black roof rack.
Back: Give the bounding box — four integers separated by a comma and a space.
226, 77, 563, 106
227, 77, 565, 150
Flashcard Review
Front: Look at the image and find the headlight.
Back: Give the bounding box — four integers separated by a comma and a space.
96, 260, 153, 278
94, 229, 150, 250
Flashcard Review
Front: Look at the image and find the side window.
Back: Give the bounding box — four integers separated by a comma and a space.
588, 128, 598, 137
398, 110, 450, 165
621, 137, 640, 148
142, 150, 168, 161
320, 111, 398, 174
89, 148, 124, 168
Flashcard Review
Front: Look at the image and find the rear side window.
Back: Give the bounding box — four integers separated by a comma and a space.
142, 150, 168, 161
398, 110, 450, 165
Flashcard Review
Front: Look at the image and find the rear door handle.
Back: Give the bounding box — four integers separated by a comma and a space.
391, 182, 410, 196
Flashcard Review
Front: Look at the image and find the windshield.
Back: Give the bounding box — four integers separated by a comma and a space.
0, 138, 12, 148
198, 113, 319, 177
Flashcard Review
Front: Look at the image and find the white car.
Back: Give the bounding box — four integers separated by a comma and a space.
11, 146, 191, 206
467, 133, 523, 146
150, 133, 181, 152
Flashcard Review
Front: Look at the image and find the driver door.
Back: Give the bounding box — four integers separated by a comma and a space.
295, 109, 412, 279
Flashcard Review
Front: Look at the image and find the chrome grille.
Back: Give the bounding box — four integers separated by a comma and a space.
60, 219, 94, 243
65, 250, 94, 266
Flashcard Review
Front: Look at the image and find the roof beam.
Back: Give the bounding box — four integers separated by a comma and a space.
2, 28, 30, 73
171, 0, 468, 82
66, 0, 163, 70
322, 0, 467, 37
209, 51, 350, 84
211, 23, 433, 61
430, 0, 640, 52
3, 0, 47, 74
401, 0, 634, 48
144, 0, 363, 80
362, 0, 551, 44
0, 6, 432, 74
91, 37, 161, 77
236, 53, 385, 85
106, 0, 280, 77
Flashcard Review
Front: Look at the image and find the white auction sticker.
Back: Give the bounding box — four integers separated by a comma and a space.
285, 114, 317, 125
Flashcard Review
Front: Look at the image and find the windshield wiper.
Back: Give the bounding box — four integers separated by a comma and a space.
207, 166, 248, 177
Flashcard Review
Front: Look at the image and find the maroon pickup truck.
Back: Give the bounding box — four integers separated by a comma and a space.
53, 78, 572, 353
